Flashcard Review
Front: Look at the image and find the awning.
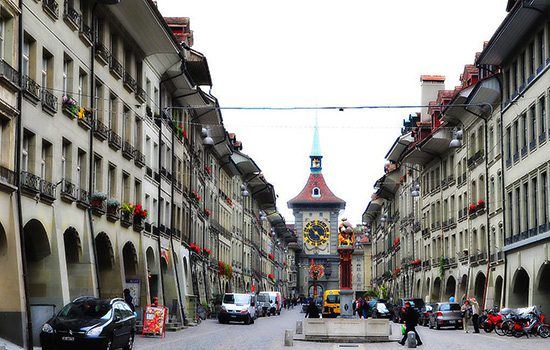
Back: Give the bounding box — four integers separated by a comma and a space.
385, 132, 414, 162
231, 151, 262, 183
464, 75, 501, 117
478, 0, 550, 66
400, 127, 452, 165
108, 0, 182, 74
362, 198, 383, 224
375, 170, 400, 200
441, 86, 473, 124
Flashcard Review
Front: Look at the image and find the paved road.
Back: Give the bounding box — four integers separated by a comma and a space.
134, 308, 550, 350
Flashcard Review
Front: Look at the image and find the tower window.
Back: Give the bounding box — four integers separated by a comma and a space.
312, 187, 321, 198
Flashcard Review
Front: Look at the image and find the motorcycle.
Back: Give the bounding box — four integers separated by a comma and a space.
480, 308, 503, 333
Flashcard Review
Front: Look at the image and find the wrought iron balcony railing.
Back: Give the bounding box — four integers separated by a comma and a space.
109, 56, 123, 78
40, 179, 57, 201
0, 165, 16, 188
108, 130, 122, 150
63, 0, 81, 29
21, 75, 40, 101
123, 71, 136, 92
21, 171, 40, 193
42, 88, 58, 113
60, 179, 76, 201
0, 59, 20, 88
43, 0, 59, 19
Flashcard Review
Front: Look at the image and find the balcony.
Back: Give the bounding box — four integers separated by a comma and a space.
78, 108, 93, 129
0, 165, 16, 192
123, 71, 136, 92
91, 200, 106, 216
109, 56, 123, 80
40, 179, 57, 202
21, 75, 40, 103
122, 141, 135, 160
60, 179, 77, 202
79, 20, 93, 46
76, 188, 90, 209
521, 146, 527, 157
0, 59, 20, 91
108, 130, 122, 151
63, 1, 81, 31
21, 171, 40, 194
42, 89, 58, 115
134, 149, 145, 168
136, 86, 146, 104
106, 204, 119, 222
421, 228, 429, 239
121, 211, 133, 227
93, 119, 109, 141
95, 41, 110, 66
43, 0, 59, 20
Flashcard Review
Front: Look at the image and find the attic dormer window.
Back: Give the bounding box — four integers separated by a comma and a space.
312, 187, 321, 198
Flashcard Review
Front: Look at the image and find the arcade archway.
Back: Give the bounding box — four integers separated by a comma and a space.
510, 268, 529, 307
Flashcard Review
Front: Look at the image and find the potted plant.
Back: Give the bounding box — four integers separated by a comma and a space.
107, 198, 120, 213
91, 192, 107, 206
62, 95, 79, 117
133, 204, 148, 218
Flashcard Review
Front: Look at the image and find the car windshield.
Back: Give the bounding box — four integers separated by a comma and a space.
440, 303, 461, 311
326, 295, 340, 303
58, 301, 112, 320
409, 299, 425, 308
223, 294, 249, 305
376, 303, 388, 312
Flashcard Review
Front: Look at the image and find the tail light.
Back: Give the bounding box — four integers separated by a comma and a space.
241, 310, 248, 314
436, 312, 442, 317
426, 312, 431, 317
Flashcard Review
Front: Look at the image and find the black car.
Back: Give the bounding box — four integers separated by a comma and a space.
419, 304, 435, 326
371, 302, 394, 319
40, 297, 136, 350
394, 298, 425, 323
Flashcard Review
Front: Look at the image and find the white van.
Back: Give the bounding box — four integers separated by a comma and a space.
258, 291, 282, 316
219, 293, 257, 324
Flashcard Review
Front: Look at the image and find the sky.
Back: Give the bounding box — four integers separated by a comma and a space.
156, 0, 509, 225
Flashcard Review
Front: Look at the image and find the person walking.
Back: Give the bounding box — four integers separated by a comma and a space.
470, 298, 480, 333
123, 288, 135, 312
305, 300, 320, 318
461, 299, 472, 333
399, 302, 422, 346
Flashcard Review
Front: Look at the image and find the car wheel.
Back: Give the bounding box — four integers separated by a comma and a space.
105, 336, 113, 350
123, 333, 134, 350
429, 320, 433, 329
436, 323, 441, 330
251, 316, 255, 324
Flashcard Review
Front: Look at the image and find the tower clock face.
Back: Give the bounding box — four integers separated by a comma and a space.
303, 220, 330, 247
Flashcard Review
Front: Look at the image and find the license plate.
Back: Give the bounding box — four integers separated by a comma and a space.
62, 336, 75, 341
231, 315, 236, 318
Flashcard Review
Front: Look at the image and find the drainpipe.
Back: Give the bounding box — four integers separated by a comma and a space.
15, 0, 33, 347
157, 54, 185, 307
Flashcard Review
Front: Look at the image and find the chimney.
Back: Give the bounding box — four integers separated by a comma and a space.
420, 75, 445, 122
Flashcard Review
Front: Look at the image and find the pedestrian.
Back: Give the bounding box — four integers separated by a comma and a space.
461, 294, 467, 305
449, 295, 455, 303
362, 298, 370, 319
305, 300, 320, 318
461, 299, 472, 333
123, 288, 135, 312
470, 298, 480, 333
398, 302, 423, 346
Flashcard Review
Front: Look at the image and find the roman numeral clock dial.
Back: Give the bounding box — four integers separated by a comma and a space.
303, 219, 330, 247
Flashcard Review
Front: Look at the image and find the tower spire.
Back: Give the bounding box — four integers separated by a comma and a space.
310, 116, 323, 173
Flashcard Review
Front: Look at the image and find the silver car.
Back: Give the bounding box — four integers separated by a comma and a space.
428, 302, 463, 330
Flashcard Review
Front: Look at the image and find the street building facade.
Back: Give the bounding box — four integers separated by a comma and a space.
364, 0, 550, 314
0, 1, 292, 348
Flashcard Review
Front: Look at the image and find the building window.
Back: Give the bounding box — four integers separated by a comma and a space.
531, 106, 536, 142
22, 133, 29, 172
533, 177, 538, 230
543, 172, 548, 225
62, 140, 71, 181
22, 40, 30, 77
540, 96, 546, 137
0, 17, 4, 59
311, 187, 321, 198
93, 155, 102, 192
63, 60, 68, 96
108, 164, 116, 199
122, 172, 130, 203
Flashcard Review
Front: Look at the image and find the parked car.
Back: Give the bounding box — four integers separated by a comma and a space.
40, 296, 136, 350
258, 291, 282, 316
428, 302, 463, 330
394, 298, 425, 323
219, 293, 257, 324
371, 302, 394, 319
419, 304, 435, 326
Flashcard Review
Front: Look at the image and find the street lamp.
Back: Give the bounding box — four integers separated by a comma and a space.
449, 127, 463, 148
201, 127, 214, 146
411, 182, 421, 197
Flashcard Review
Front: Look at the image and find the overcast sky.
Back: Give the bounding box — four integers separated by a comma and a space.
157, 0, 509, 225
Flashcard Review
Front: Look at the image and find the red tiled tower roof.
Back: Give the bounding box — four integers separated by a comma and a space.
287, 173, 345, 208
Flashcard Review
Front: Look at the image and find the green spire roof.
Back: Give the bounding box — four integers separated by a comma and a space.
311, 117, 322, 157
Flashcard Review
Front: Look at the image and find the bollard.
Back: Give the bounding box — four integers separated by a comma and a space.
296, 320, 303, 334
284, 329, 294, 346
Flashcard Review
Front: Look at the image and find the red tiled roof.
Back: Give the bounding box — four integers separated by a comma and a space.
288, 173, 345, 207
421, 75, 445, 82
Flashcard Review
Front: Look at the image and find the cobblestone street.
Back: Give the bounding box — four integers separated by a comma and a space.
134, 308, 550, 350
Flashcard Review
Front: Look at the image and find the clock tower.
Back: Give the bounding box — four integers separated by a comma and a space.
287, 119, 345, 298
